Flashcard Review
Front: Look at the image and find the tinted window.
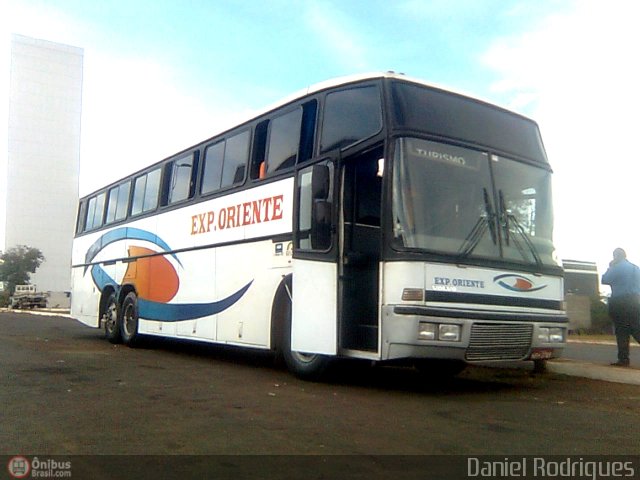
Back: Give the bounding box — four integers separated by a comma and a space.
131, 168, 161, 216
75, 201, 87, 234
105, 182, 131, 224
299, 101, 317, 164
202, 141, 224, 194
296, 161, 334, 251
116, 182, 131, 219
267, 108, 302, 173
144, 169, 161, 211
85, 192, 106, 231
391, 81, 547, 163
131, 176, 146, 216
167, 154, 194, 204
250, 121, 269, 180
85, 197, 96, 231
221, 130, 250, 188
321, 86, 382, 153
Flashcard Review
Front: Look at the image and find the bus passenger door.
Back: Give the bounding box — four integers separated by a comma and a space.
340, 147, 383, 353
291, 160, 338, 355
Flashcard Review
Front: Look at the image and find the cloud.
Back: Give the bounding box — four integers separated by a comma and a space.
303, 2, 368, 70
480, 0, 640, 276
3, 2, 249, 198
79, 52, 242, 195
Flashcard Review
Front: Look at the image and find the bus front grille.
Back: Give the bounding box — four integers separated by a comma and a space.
465, 323, 533, 361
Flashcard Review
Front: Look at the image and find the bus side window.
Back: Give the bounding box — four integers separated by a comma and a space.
202, 141, 225, 194
105, 181, 131, 224
250, 121, 269, 180
84, 191, 106, 231
75, 200, 87, 234
144, 169, 161, 212
299, 100, 317, 164
297, 161, 333, 251
131, 168, 161, 216
320, 86, 382, 153
164, 153, 196, 205
265, 107, 302, 174
221, 130, 250, 188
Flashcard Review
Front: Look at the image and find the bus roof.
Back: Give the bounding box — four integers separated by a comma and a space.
80, 72, 536, 200
259, 71, 517, 121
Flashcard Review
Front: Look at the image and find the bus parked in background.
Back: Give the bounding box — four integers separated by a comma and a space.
71, 73, 567, 379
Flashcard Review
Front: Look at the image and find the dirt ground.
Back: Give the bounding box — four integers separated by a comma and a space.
1, 311, 639, 478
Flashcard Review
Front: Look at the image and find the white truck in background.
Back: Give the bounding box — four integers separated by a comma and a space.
10, 285, 48, 309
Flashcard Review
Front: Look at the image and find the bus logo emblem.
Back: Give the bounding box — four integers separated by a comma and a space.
493, 274, 546, 292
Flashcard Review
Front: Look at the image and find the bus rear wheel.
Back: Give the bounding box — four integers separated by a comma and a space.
120, 292, 141, 346
103, 292, 121, 344
281, 297, 330, 380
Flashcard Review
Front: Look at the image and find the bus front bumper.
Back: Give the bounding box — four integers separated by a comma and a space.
381, 305, 568, 363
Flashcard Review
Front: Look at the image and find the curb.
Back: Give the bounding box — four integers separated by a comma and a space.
0, 308, 72, 318
547, 359, 640, 386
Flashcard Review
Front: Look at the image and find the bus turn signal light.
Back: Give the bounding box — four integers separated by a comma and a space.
402, 288, 424, 301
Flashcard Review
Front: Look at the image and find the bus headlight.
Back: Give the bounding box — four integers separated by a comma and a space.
418, 322, 436, 340
549, 327, 565, 343
418, 322, 460, 341
439, 324, 461, 342
537, 328, 550, 343
538, 327, 565, 343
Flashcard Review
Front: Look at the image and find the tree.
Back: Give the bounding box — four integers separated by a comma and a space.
0, 245, 45, 294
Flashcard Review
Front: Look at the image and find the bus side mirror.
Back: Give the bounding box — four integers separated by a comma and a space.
311, 165, 330, 200
311, 164, 331, 250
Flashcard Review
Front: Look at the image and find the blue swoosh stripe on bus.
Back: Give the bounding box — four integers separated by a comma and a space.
84, 227, 182, 271
138, 280, 254, 321
90, 264, 253, 322
91, 264, 113, 292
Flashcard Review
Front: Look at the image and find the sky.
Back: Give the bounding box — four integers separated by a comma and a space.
1, 0, 639, 285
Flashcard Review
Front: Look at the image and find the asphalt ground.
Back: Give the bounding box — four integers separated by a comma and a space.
11, 308, 640, 385
1, 311, 639, 479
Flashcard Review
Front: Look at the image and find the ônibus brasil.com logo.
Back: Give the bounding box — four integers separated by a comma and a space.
7, 456, 72, 478
7, 457, 30, 479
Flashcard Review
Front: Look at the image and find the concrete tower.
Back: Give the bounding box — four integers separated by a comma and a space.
5, 35, 83, 302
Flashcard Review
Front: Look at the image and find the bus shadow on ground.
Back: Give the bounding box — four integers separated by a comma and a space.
121, 333, 546, 395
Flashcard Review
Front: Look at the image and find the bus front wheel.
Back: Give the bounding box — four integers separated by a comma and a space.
120, 292, 141, 346
103, 292, 121, 344
282, 298, 330, 380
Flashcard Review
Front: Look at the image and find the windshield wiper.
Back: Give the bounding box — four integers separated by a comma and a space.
499, 190, 509, 246
458, 188, 497, 258
499, 190, 542, 267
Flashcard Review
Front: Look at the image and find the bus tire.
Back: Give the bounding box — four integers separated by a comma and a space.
282, 297, 330, 380
120, 291, 141, 346
414, 359, 466, 378
103, 292, 121, 344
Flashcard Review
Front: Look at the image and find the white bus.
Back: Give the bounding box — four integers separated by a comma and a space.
71, 73, 567, 379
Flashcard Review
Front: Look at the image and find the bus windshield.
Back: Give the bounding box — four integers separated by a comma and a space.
392, 137, 557, 268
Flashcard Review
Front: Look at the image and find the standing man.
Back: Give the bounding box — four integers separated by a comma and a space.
601, 248, 640, 366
